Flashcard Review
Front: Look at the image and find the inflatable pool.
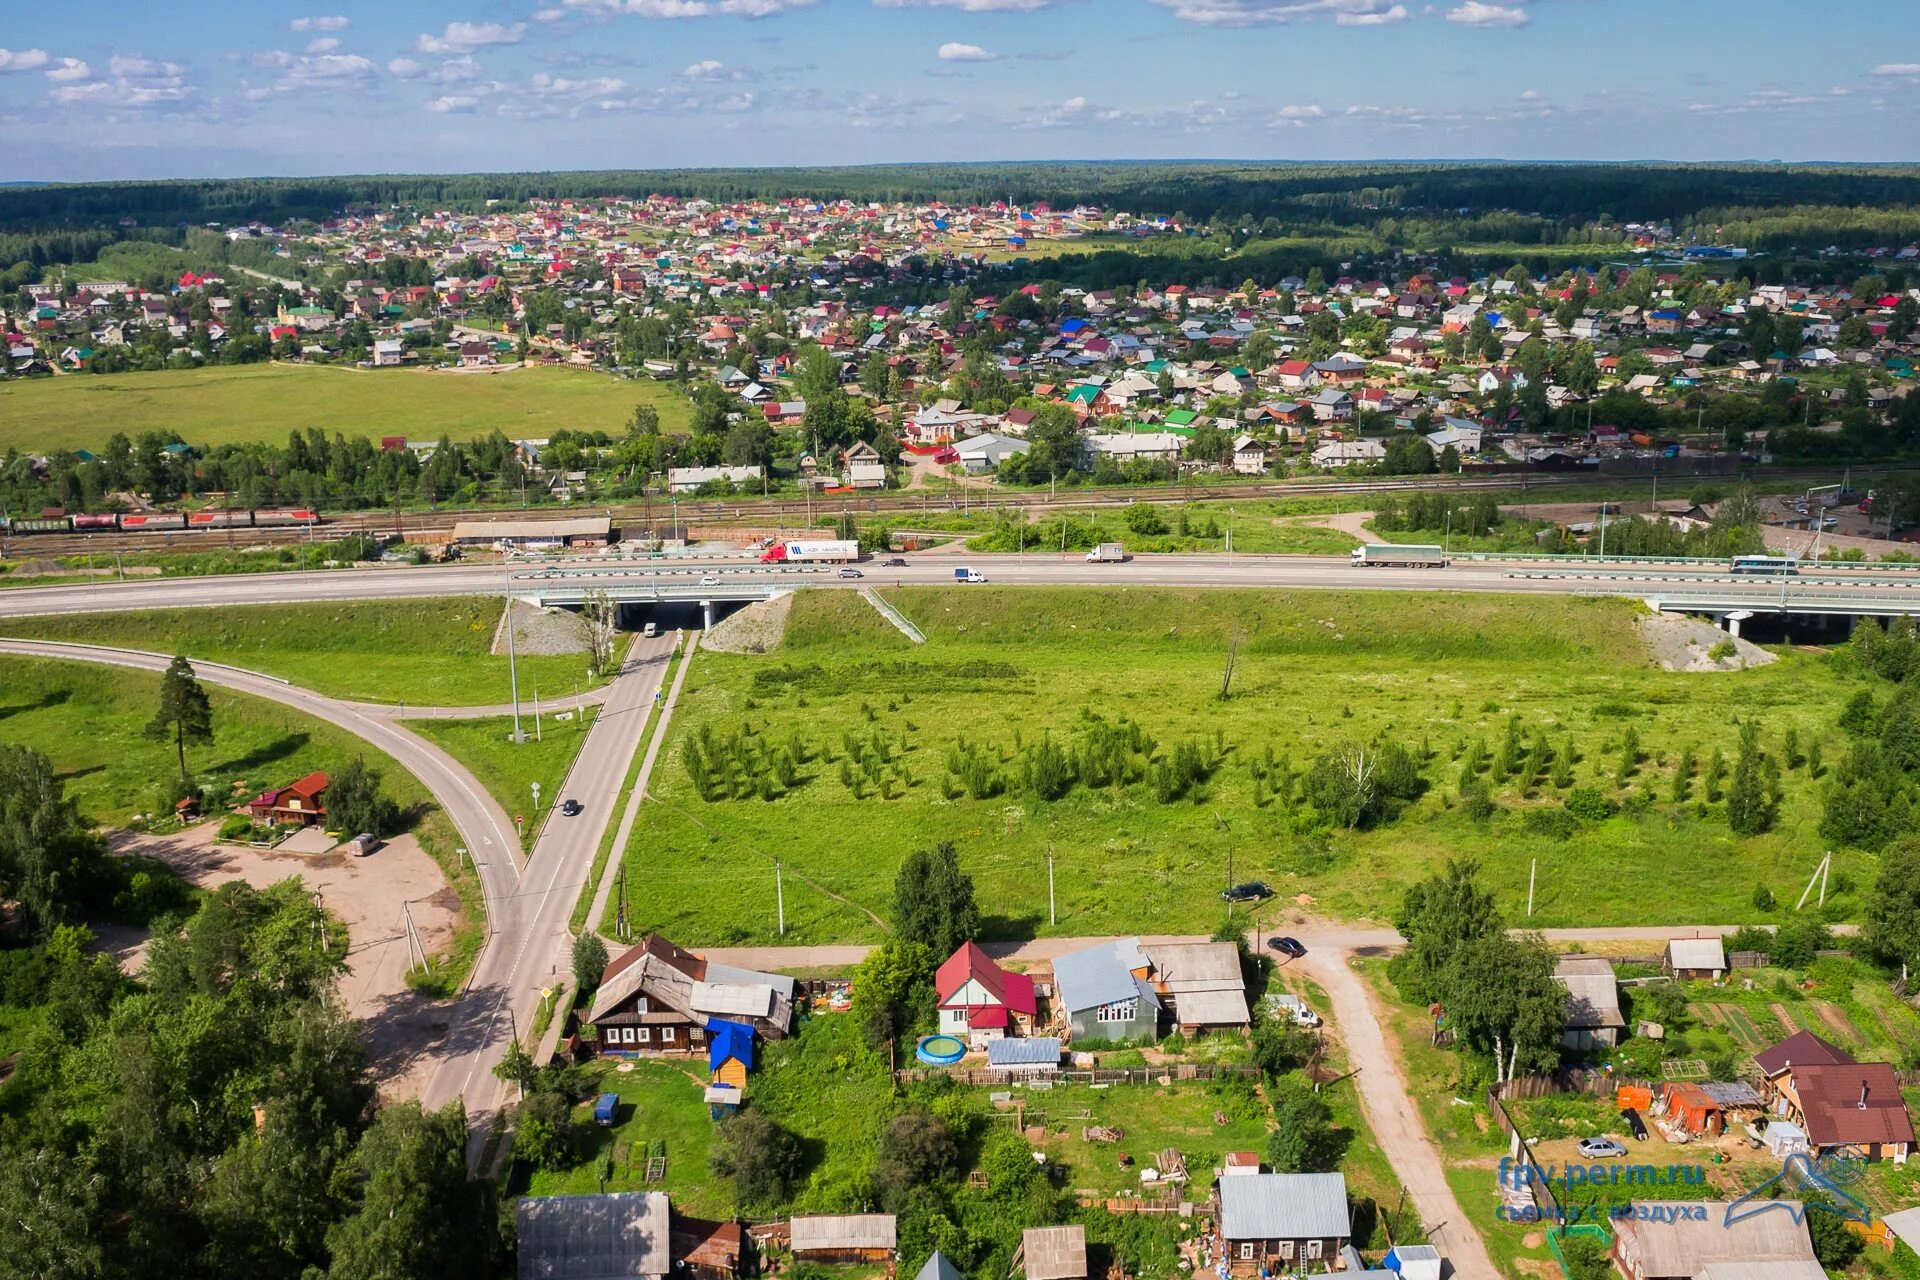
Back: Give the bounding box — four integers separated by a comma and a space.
915, 1034, 966, 1066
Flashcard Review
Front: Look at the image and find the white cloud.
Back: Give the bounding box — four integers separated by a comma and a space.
305, 37, 342, 54
248, 48, 377, 95
1519, 88, 1541, 100
0, 48, 50, 73
427, 93, 481, 112
1870, 63, 1920, 77
49, 55, 191, 109
416, 21, 527, 54
1148, 0, 1407, 25
938, 41, 998, 61
874, 0, 1057, 9
44, 57, 89, 82
561, 0, 817, 15
107, 55, 184, 77
1336, 4, 1406, 24
680, 59, 746, 80
534, 6, 568, 19
388, 57, 424, 77
1275, 102, 1323, 117
290, 15, 350, 31
1446, 1, 1529, 26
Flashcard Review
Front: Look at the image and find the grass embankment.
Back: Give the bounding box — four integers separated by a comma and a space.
0, 656, 485, 985
409, 708, 599, 849
0, 362, 689, 453
0, 598, 603, 707
617, 586, 1864, 947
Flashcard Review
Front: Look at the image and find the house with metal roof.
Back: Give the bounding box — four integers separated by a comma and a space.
1663, 937, 1728, 980
987, 1036, 1061, 1077
1553, 956, 1625, 1051
517, 1190, 670, 1280
1214, 1172, 1350, 1275
937, 941, 1037, 1045
1610, 1200, 1816, 1280
912, 1252, 965, 1280
1143, 940, 1250, 1034
1049, 939, 1161, 1044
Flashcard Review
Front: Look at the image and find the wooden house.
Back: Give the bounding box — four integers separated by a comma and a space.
585, 934, 795, 1058
246, 771, 329, 827
1215, 1172, 1350, 1274
788, 1215, 896, 1265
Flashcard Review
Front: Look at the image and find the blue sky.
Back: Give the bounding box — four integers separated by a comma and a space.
1, 0, 1917, 181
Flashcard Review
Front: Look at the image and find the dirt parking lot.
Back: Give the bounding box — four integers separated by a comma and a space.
106, 822, 460, 1100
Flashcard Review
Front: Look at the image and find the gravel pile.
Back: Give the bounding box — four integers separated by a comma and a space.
702, 593, 793, 654
1638, 610, 1777, 672
491, 600, 592, 656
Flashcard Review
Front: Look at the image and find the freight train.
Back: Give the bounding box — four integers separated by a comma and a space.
0, 509, 321, 535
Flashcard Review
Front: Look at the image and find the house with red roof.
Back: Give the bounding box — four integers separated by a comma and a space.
246, 771, 329, 827
936, 942, 1036, 1047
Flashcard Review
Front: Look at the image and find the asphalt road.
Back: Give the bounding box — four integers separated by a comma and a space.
417, 630, 676, 1159
5, 551, 1915, 620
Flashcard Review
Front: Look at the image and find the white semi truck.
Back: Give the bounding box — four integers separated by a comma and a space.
1350, 544, 1447, 568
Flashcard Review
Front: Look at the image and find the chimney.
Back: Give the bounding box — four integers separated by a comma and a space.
1859, 1082, 1869, 1111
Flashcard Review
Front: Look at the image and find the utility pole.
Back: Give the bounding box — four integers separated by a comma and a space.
1048, 844, 1056, 926
616, 863, 627, 942
504, 552, 524, 742
775, 859, 786, 936
533, 683, 542, 742
1527, 858, 1536, 918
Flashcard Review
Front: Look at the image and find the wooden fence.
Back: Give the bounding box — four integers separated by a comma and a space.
892, 1064, 1261, 1088
1496, 1070, 1659, 1101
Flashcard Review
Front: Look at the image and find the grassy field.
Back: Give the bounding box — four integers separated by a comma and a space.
614, 586, 1867, 947
0, 653, 487, 986
0, 599, 605, 706
518, 1056, 733, 1214
0, 362, 689, 453
409, 708, 599, 849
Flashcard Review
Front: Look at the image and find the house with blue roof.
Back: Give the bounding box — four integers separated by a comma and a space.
1049, 939, 1160, 1043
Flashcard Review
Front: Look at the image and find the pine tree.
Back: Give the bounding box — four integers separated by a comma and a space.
143, 655, 214, 785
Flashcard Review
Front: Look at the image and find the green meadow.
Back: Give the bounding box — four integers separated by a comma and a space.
615, 587, 1866, 946
0, 362, 687, 453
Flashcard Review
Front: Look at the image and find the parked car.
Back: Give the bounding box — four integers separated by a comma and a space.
1268, 936, 1308, 959
838, 567, 864, 578
1577, 1137, 1627, 1159
1221, 881, 1273, 903
560, 799, 583, 817
1621, 1108, 1648, 1141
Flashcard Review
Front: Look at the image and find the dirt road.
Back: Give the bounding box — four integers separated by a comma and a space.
108, 823, 459, 1100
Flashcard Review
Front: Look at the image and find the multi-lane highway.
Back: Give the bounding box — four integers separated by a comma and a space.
8, 550, 1920, 620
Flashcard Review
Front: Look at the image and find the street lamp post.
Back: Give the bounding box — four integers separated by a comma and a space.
504, 552, 525, 742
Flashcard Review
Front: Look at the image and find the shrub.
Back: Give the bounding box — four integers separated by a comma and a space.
1522, 808, 1580, 839
1565, 787, 1612, 823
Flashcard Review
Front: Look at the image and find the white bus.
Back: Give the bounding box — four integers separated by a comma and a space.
1729, 555, 1801, 576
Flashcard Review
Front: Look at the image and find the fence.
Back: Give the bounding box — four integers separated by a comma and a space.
892, 1064, 1261, 1088
1496, 1070, 1659, 1101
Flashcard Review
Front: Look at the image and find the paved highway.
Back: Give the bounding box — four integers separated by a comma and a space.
0, 634, 677, 1167
418, 631, 676, 1161
9, 551, 1920, 620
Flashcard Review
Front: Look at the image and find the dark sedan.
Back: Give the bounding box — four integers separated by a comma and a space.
1221, 881, 1273, 903
1268, 936, 1307, 959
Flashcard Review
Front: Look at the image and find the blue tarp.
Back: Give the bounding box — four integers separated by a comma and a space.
707, 1019, 755, 1073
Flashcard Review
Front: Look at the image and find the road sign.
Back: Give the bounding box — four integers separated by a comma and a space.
515, 815, 524, 826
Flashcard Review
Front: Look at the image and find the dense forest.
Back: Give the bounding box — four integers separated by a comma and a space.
6, 163, 1920, 252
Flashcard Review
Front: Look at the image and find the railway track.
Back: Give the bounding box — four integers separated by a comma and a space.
2, 465, 1895, 556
